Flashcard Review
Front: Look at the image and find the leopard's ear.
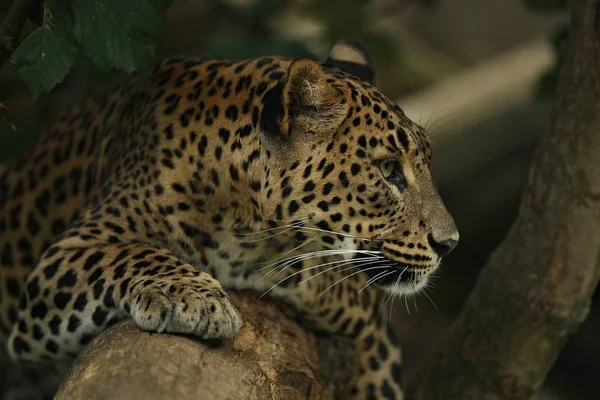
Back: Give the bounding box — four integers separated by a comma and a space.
269, 58, 346, 138
325, 40, 376, 84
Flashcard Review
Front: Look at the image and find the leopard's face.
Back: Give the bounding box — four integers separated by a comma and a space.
261, 53, 458, 296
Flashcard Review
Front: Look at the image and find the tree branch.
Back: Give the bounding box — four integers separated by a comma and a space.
55, 292, 358, 400
0, 0, 37, 68
408, 1, 600, 398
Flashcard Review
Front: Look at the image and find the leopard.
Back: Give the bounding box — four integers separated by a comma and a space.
0, 40, 458, 399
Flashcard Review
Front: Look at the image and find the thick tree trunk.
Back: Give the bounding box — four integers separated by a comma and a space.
408, 1, 600, 399
55, 292, 358, 400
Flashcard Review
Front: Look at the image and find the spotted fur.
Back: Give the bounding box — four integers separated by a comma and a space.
0, 40, 458, 399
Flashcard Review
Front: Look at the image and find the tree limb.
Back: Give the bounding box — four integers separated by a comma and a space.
55, 292, 358, 400
0, 0, 37, 68
408, 1, 600, 398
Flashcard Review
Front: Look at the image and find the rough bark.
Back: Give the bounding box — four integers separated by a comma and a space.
55, 292, 358, 400
408, 1, 600, 399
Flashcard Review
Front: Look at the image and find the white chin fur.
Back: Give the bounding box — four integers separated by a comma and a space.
382, 276, 429, 297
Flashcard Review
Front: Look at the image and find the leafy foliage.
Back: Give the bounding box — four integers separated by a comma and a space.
3, 0, 409, 101
71, 0, 162, 76
8, 0, 170, 101
10, 1, 77, 101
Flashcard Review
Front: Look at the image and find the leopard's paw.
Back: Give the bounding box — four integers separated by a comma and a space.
130, 272, 242, 339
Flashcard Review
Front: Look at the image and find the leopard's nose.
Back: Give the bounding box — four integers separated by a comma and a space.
428, 234, 458, 257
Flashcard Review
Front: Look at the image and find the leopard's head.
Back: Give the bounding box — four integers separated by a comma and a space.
260, 40, 458, 295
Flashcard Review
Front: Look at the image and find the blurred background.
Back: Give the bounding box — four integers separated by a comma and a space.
1, 0, 589, 398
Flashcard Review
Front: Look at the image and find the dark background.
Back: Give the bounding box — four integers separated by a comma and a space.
1, 1, 590, 399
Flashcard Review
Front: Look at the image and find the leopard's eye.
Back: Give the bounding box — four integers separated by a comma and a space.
378, 159, 407, 190
379, 160, 396, 178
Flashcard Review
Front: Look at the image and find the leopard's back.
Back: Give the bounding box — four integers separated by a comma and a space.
0, 83, 135, 335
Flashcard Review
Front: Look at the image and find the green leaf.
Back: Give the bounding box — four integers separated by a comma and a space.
71, 0, 164, 76
9, 1, 77, 101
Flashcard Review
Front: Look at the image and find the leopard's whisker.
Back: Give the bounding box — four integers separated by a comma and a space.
422, 92, 455, 132
294, 226, 374, 242
378, 281, 393, 320
271, 251, 381, 280
256, 250, 380, 284
426, 112, 459, 136
294, 258, 374, 285
263, 214, 314, 224
267, 234, 319, 263
266, 249, 357, 268
240, 221, 382, 247
404, 292, 411, 315
257, 249, 382, 272
234, 217, 310, 237
412, 291, 419, 315
237, 225, 299, 243
234, 224, 297, 237
319, 265, 391, 297
389, 270, 404, 324
298, 256, 387, 286
259, 257, 381, 298
296, 258, 383, 287
383, 265, 407, 311
421, 289, 439, 311
257, 252, 377, 285
358, 270, 393, 294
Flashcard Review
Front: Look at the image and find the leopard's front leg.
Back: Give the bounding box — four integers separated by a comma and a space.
8, 240, 242, 362
267, 257, 404, 400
